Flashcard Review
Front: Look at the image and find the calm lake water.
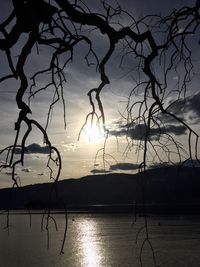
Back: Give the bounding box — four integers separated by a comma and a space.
0, 212, 200, 267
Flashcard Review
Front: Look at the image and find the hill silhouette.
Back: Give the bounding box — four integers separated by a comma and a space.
0, 166, 200, 213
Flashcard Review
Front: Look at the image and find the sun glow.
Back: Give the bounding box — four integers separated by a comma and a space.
84, 124, 103, 144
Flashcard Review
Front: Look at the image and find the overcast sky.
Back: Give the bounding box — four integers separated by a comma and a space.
0, 0, 199, 188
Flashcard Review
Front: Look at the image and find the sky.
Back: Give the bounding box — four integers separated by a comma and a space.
0, 0, 200, 188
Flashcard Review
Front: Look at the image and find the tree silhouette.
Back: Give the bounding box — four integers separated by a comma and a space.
0, 0, 200, 260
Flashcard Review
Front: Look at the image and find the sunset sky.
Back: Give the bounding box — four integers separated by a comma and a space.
0, 0, 199, 188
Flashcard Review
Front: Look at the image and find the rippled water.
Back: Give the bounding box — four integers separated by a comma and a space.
0, 212, 200, 267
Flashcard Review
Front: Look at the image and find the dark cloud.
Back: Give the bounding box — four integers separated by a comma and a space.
149, 162, 172, 169
149, 159, 200, 169
15, 143, 51, 154
164, 125, 187, 135
110, 123, 187, 140
90, 169, 111, 174
161, 92, 200, 124
27, 143, 51, 154
15, 147, 24, 154
180, 159, 200, 168
21, 168, 31, 173
109, 92, 199, 141
110, 163, 139, 171
94, 163, 99, 167
175, 92, 200, 116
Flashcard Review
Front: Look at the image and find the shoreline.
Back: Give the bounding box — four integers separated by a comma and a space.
1, 203, 200, 215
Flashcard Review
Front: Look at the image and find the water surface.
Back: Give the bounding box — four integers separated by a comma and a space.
0, 213, 200, 267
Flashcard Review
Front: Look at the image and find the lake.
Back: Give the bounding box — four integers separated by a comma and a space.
0, 212, 200, 267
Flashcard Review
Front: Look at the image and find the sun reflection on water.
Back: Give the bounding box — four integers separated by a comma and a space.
76, 218, 102, 267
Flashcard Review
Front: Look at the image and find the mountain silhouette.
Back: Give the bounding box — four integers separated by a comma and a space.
0, 166, 200, 213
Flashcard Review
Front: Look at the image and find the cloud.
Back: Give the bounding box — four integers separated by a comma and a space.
21, 168, 32, 173
149, 162, 172, 169
4, 171, 17, 176
109, 92, 199, 141
37, 173, 44, 176
27, 143, 51, 154
15, 143, 51, 154
177, 92, 200, 117
149, 159, 200, 169
94, 163, 99, 167
161, 92, 200, 124
109, 162, 139, 171
163, 125, 187, 135
62, 142, 78, 152
109, 123, 187, 140
90, 169, 111, 174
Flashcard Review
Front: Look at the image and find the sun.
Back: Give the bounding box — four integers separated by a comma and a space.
84, 124, 103, 144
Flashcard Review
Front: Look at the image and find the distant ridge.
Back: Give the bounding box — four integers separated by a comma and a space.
0, 166, 200, 213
